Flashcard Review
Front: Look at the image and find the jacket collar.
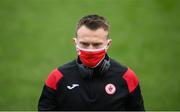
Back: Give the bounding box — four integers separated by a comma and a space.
76, 54, 110, 78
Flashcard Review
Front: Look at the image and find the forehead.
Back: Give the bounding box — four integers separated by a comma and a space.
77, 25, 108, 42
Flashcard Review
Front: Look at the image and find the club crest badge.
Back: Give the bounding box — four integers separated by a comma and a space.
105, 83, 116, 95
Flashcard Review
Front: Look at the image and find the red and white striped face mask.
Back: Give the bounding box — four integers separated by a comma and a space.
76, 45, 107, 68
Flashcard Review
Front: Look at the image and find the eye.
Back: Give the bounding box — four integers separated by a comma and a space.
79, 42, 90, 48
93, 43, 103, 48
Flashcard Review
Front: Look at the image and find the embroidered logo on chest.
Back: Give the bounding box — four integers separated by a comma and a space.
105, 83, 116, 95
67, 84, 79, 90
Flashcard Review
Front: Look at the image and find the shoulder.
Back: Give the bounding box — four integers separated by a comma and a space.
122, 67, 139, 93
58, 60, 78, 74
45, 68, 63, 90
110, 58, 139, 93
110, 58, 128, 75
45, 60, 77, 90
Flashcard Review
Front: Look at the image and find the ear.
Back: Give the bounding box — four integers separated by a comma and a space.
105, 39, 112, 52
72, 37, 77, 45
107, 39, 112, 46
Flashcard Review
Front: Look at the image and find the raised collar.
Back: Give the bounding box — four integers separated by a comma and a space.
76, 54, 110, 78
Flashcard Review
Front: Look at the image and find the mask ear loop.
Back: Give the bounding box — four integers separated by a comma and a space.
105, 39, 111, 52
74, 38, 81, 55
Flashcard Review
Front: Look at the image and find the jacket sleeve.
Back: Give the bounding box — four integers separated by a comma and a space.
125, 84, 145, 111
123, 67, 145, 111
38, 68, 63, 111
38, 85, 57, 110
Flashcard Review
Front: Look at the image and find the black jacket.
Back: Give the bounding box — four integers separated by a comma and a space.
38, 56, 144, 110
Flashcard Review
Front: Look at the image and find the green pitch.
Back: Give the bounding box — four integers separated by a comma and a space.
0, 0, 180, 110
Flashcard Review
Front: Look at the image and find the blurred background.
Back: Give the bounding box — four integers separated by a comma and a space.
0, 0, 180, 110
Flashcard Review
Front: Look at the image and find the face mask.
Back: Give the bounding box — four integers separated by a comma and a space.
76, 45, 107, 68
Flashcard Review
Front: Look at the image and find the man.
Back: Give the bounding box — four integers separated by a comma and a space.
38, 14, 145, 111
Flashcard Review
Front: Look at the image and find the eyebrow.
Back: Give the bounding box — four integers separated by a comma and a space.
79, 41, 90, 45
79, 41, 103, 45
92, 42, 103, 45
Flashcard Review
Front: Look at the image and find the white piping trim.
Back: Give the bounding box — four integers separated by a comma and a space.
76, 45, 107, 52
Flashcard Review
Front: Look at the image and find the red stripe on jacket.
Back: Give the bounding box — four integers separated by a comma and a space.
123, 67, 139, 93
45, 68, 63, 90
